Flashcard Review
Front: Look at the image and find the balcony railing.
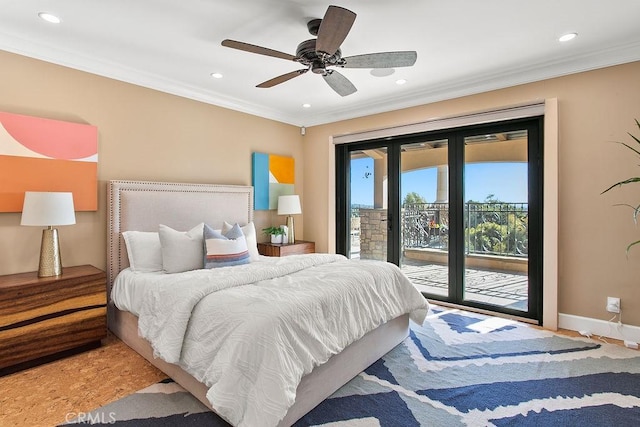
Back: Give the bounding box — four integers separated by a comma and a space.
402, 202, 528, 258
402, 203, 449, 250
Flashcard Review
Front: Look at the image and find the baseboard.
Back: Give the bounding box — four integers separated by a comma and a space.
558, 313, 640, 344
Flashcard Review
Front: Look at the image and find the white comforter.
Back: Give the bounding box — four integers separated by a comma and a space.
117, 254, 428, 427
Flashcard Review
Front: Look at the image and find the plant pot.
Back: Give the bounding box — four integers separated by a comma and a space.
271, 234, 283, 244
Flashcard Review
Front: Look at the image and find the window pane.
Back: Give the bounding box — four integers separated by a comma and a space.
400, 139, 449, 298
463, 130, 529, 311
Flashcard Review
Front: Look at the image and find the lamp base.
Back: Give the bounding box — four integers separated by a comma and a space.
38, 227, 62, 277
286, 216, 295, 244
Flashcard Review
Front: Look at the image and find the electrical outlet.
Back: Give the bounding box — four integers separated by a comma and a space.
607, 297, 620, 313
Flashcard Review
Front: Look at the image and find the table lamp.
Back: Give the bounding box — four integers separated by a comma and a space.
277, 195, 301, 244
21, 192, 76, 277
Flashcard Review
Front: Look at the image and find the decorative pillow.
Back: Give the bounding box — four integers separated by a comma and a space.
204, 223, 251, 268
222, 221, 260, 261
158, 223, 205, 273
122, 231, 163, 272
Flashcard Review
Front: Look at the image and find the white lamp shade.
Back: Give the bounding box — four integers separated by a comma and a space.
277, 195, 301, 215
21, 192, 76, 226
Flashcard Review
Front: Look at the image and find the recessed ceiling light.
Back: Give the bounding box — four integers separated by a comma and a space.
38, 12, 61, 24
302, 103, 311, 108
210, 72, 223, 79
395, 79, 407, 85
559, 32, 577, 42
370, 68, 395, 77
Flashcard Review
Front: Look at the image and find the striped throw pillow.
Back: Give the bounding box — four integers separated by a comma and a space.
204, 223, 251, 268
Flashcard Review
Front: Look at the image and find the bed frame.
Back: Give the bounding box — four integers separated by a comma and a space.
107, 180, 409, 426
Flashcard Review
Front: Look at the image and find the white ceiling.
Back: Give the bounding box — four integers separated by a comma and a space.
1, 1, 639, 127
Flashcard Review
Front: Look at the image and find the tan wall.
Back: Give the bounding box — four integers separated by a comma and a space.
0, 50, 302, 275
2, 48, 638, 328
303, 61, 640, 326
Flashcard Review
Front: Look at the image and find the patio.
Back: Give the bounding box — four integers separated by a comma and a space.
401, 258, 529, 311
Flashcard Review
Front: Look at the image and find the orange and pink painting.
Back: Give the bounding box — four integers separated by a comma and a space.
0, 111, 98, 212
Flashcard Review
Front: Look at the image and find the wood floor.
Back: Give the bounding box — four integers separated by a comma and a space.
0, 320, 627, 427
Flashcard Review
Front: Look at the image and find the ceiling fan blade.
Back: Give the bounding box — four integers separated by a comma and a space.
221, 39, 297, 61
323, 70, 357, 97
316, 6, 356, 57
256, 69, 308, 88
342, 51, 417, 68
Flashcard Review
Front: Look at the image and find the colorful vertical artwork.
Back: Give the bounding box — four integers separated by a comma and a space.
252, 152, 294, 210
0, 111, 98, 212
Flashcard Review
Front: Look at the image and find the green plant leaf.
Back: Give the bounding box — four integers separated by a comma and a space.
626, 240, 640, 256
601, 177, 640, 194
262, 226, 285, 235
616, 141, 640, 157
603, 119, 640, 253
613, 203, 640, 225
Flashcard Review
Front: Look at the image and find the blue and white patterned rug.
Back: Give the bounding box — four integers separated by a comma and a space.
66, 307, 640, 426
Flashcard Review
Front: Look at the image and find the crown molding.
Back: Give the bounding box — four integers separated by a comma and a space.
0, 31, 295, 125
2, 31, 639, 128
302, 40, 640, 126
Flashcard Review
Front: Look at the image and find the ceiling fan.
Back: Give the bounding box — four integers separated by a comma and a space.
221, 5, 417, 97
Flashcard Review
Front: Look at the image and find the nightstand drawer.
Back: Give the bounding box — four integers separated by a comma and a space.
258, 240, 315, 257
0, 265, 107, 373
0, 307, 106, 369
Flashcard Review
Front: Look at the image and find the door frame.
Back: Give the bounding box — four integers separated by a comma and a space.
335, 117, 544, 323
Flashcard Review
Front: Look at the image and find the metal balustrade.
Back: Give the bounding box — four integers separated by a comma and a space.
352, 202, 528, 258
401, 202, 528, 258
402, 203, 449, 250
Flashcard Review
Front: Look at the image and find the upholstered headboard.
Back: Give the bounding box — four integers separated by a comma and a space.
107, 180, 254, 296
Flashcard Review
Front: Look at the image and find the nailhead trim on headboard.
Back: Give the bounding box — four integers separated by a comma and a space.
107, 180, 254, 299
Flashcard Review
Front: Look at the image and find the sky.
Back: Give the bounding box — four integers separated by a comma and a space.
350, 157, 528, 205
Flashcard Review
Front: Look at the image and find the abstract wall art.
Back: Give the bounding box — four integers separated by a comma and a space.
252, 152, 294, 210
0, 111, 98, 212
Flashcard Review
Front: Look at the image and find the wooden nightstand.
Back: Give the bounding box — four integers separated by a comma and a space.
0, 265, 107, 375
258, 240, 315, 257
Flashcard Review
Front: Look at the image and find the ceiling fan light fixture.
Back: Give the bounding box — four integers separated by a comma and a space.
558, 32, 577, 42
371, 68, 395, 77
311, 61, 326, 74
38, 12, 61, 24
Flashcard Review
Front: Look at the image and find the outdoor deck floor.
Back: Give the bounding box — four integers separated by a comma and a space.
400, 258, 529, 311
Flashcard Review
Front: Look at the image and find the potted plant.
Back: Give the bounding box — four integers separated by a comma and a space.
262, 226, 286, 244
601, 119, 640, 253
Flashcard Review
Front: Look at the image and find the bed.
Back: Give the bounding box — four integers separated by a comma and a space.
107, 179, 428, 426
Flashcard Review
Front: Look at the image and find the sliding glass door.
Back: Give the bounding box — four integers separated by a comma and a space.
462, 130, 531, 311
347, 147, 389, 261
336, 118, 543, 323
399, 138, 450, 298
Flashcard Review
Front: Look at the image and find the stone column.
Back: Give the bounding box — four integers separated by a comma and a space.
359, 208, 387, 261
373, 157, 387, 209
435, 165, 448, 203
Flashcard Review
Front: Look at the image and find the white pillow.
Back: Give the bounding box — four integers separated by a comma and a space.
158, 223, 205, 273
122, 231, 163, 272
222, 221, 259, 261
204, 223, 251, 268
